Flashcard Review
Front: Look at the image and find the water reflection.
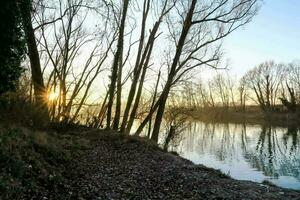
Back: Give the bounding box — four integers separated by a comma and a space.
168, 122, 300, 190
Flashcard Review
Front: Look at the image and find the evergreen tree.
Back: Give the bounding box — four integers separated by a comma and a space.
0, 0, 25, 94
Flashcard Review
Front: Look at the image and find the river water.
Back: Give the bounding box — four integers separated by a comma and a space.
164, 122, 300, 190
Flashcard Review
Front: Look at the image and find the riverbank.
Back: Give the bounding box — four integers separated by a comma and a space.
1, 124, 300, 199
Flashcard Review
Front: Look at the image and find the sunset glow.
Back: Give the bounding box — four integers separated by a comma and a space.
48, 91, 59, 101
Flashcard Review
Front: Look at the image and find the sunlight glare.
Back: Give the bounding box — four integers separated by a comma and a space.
48, 91, 59, 101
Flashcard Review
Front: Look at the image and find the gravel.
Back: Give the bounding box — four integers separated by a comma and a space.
54, 130, 300, 200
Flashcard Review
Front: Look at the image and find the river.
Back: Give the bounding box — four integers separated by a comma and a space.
163, 121, 300, 190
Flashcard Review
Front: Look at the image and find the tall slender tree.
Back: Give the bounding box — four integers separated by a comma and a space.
106, 0, 130, 129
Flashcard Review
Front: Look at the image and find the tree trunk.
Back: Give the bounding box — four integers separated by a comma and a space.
19, 0, 48, 116
94, 91, 109, 128
148, 70, 161, 138
134, 97, 161, 136
120, 18, 160, 133
151, 0, 197, 142
125, 37, 155, 134
125, 59, 149, 135
112, 42, 124, 130
106, 0, 129, 129
122, 22, 161, 134
151, 86, 170, 142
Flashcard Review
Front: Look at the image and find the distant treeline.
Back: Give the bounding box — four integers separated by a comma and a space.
167, 60, 300, 114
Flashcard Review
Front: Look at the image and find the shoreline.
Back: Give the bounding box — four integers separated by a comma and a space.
1, 125, 300, 199
184, 108, 300, 127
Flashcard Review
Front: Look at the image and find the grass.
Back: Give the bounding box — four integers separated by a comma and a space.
0, 125, 80, 199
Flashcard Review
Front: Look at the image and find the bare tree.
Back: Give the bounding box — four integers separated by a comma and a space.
287, 61, 300, 103
243, 61, 285, 111
35, 0, 116, 122
120, 0, 175, 134
106, 0, 130, 129
211, 74, 230, 108
139, 0, 259, 142
239, 76, 247, 110
279, 61, 300, 112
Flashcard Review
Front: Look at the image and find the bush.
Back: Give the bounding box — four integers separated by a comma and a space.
0, 93, 49, 127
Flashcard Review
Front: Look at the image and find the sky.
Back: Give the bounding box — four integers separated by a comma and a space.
223, 0, 300, 78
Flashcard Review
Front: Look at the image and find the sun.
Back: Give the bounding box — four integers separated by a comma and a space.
48, 91, 59, 101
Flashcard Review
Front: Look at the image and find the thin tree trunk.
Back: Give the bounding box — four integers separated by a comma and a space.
94, 91, 109, 128
134, 97, 161, 136
120, 8, 160, 133
151, 0, 197, 142
125, 60, 149, 135
120, 0, 171, 133
112, 45, 124, 130
106, 0, 129, 129
125, 34, 156, 135
148, 70, 161, 138
151, 85, 170, 142
120, 31, 147, 132
123, 23, 164, 134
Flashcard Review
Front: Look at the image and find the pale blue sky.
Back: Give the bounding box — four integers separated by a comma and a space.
223, 0, 300, 78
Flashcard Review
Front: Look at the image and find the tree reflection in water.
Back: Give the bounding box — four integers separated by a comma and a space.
165, 121, 300, 189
